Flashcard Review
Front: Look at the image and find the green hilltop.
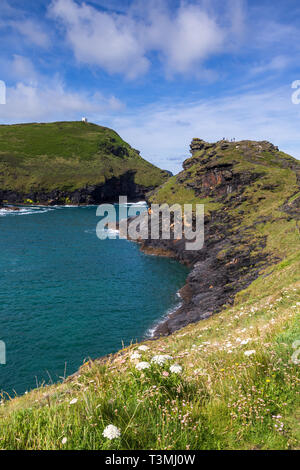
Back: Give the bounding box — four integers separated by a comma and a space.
0, 121, 168, 203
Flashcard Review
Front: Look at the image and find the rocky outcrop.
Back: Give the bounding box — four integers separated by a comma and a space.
140, 138, 300, 336
0, 171, 156, 205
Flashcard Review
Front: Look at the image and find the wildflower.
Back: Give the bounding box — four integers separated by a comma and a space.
138, 345, 149, 351
162, 371, 169, 377
170, 364, 182, 374
102, 425, 121, 440
266, 379, 271, 383
130, 352, 141, 361
241, 339, 250, 345
136, 361, 150, 370
244, 350, 256, 356
62, 437, 67, 445
69, 398, 78, 405
151, 355, 173, 365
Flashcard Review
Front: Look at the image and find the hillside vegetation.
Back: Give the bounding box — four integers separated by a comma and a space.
0, 121, 168, 203
0, 138, 299, 450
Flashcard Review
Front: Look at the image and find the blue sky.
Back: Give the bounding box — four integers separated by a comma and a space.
1, 0, 300, 172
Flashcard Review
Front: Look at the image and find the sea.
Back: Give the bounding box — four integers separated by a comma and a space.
0, 203, 189, 395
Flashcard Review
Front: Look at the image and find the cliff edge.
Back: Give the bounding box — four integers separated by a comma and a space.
142, 138, 300, 335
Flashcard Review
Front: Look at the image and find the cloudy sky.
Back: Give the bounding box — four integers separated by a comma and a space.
1, 0, 300, 173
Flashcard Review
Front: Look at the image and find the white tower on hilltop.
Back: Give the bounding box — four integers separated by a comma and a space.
82, 117, 88, 123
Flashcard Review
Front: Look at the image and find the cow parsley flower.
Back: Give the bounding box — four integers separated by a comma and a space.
151, 354, 173, 365
136, 361, 150, 370
138, 345, 149, 351
130, 352, 141, 361
244, 350, 256, 356
241, 339, 250, 345
170, 364, 182, 374
102, 425, 121, 440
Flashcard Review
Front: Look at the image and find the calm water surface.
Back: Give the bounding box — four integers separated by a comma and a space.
0, 205, 188, 395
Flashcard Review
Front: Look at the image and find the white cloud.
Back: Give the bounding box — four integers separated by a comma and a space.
9, 55, 40, 82
144, 3, 225, 75
105, 86, 300, 173
7, 19, 50, 48
49, 0, 149, 78
250, 55, 292, 75
48, 0, 237, 78
0, 78, 123, 123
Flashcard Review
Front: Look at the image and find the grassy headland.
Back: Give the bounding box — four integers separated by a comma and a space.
0, 121, 168, 204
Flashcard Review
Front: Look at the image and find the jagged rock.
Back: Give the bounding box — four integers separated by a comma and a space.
190, 138, 213, 155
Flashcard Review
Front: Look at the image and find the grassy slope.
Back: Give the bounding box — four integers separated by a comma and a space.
0, 141, 299, 450
0, 122, 167, 192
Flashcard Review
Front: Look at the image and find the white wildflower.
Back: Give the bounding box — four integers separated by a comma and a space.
241, 339, 250, 345
130, 352, 141, 361
62, 437, 67, 445
136, 361, 150, 370
170, 364, 182, 374
138, 345, 149, 351
102, 424, 121, 440
69, 398, 78, 405
244, 350, 256, 356
151, 355, 173, 365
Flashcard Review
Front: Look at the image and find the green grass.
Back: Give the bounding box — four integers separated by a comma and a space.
0, 121, 168, 192
147, 176, 222, 214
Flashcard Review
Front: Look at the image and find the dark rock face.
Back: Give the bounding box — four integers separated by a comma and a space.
140, 138, 300, 336
189, 138, 214, 156
141, 209, 270, 336
0, 171, 154, 205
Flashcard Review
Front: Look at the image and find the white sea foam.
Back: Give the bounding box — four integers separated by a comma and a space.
107, 229, 120, 235
92, 227, 120, 237
0, 206, 54, 216
133, 201, 147, 205
54, 204, 97, 208
117, 201, 147, 206
146, 301, 183, 338
0, 204, 99, 216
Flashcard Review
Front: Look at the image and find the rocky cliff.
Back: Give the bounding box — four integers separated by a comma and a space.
141, 138, 300, 335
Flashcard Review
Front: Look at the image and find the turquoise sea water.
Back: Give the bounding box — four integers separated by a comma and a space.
0, 204, 189, 395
